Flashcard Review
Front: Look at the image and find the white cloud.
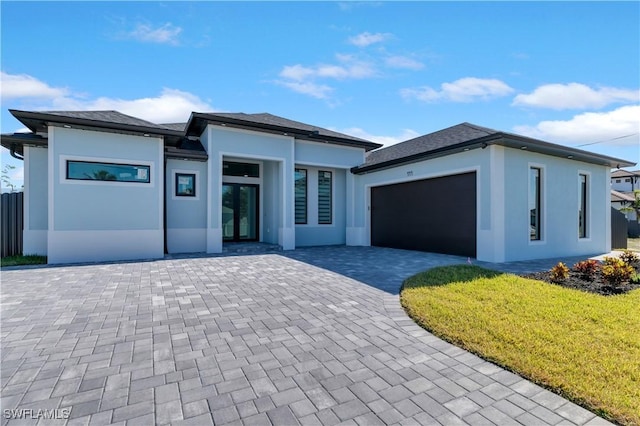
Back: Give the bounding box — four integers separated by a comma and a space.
513, 105, 640, 146
401, 77, 514, 103
2, 72, 216, 124
338, 127, 420, 147
513, 83, 640, 110
1, 71, 68, 100
348, 32, 392, 47
51, 88, 215, 123
123, 22, 182, 45
385, 55, 424, 70
276, 81, 333, 100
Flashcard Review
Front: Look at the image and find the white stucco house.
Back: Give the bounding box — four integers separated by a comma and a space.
1, 109, 635, 264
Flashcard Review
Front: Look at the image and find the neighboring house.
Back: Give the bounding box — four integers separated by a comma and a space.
611, 189, 638, 222
1, 110, 635, 264
611, 169, 640, 192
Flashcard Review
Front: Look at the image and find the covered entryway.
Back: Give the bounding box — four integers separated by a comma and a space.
370, 172, 477, 257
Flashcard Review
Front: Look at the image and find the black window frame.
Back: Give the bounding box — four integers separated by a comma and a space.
530, 167, 542, 241
579, 174, 588, 238
294, 168, 308, 225
175, 172, 197, 197
318, 170, 333, 225
66, 160, 151, 183
222, 161, 260, 178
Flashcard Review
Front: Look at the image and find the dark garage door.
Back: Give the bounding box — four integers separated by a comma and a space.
371, 172, 476, 257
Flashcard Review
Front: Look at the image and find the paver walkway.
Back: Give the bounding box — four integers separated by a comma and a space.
1, 247, 611, 425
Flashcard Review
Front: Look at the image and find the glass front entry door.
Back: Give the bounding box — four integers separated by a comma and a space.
222, 184, 259, 241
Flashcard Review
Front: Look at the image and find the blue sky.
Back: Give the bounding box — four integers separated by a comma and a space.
1, 1, 639, 189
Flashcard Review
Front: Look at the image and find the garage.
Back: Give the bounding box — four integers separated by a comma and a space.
370, 172, 477, 257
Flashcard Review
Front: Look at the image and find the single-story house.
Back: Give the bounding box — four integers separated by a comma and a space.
1, 109, 635, 264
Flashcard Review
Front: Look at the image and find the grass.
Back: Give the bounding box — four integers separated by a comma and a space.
1, 254, 47, 267
401, 265, 640, 425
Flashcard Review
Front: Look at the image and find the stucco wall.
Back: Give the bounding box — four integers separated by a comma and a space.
23, 146, 48, 255
502, 148, 610, 261
166, 159, 207, 253
47, 126, 164, 263
295, 140, 365, 168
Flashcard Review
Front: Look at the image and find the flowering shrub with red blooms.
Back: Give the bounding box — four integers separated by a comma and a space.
573, 260, 599, 282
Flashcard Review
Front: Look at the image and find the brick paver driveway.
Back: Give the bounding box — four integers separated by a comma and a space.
1, 247, 608, 425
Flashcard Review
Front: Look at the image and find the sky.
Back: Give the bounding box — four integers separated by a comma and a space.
1, 1, 639, 191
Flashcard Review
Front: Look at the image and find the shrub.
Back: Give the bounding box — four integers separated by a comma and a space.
631, 273, 640, 284
550, 262, 569, 283
619, 249, 640, 266
573, 260, 599, 281
601, 257, 634, 287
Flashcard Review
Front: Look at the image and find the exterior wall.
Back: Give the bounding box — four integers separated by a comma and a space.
47, 127, 164, 264
350, 147, 501, 261
611, 175, 639, 192
23, 146, 48, 255
166, 159, 208, 253
295, 166, 346, 246
295, 140, 364, 168
503, 149, 610, 261
205, 125, 294, 252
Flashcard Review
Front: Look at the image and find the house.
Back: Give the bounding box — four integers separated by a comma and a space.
611, 189, 637, 222
611, 169, 640, 192
1, 109, 635, 264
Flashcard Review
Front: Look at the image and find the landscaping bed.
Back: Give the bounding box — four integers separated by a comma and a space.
522, 251, 640, 296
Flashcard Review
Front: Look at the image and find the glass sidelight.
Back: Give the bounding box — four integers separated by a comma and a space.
222, 184, 259, 241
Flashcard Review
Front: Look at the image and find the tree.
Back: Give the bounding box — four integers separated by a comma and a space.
1, 164, 21, 192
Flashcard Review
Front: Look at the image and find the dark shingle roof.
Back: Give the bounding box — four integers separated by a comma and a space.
352, 122, 635, 172
363, 123, 497, 167
187, 112, 381, 150
40, 110, 170, 130
612, 169, 640, 178
161, 123, 187, 131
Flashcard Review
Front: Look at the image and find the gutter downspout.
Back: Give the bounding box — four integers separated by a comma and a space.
10, 144, 24, 160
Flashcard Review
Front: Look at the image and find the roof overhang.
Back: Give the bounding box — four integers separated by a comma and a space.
185, 112, 382, 152
0, 133, 48, 157
352, 133, 635, 174
9, 109, 183, 139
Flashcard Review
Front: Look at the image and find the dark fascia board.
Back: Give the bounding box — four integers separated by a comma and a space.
0, 133, 48, 156
9, 109, 184, 138
352, 133, 635, 174
186, 112, 382, 152
165, 147, 208, 162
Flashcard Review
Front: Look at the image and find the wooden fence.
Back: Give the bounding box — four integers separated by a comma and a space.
1, 192, 23, 258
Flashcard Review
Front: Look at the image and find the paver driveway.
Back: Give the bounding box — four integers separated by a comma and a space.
1, 247, 609, 425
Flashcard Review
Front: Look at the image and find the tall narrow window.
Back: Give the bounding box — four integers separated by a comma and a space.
318, 171, 332, 224
294, 169, 307, 224
530, 167, 541, 240
579, 174, 588, 238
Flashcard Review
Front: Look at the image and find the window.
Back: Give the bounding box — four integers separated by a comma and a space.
616, 179, 621, 183
579, 174, 588, 238
66, 160, 150, 183
530, 167, 541, 240
318, 171, 332, 224
223, 161, 259, 178
625, 178, 631, 182
294, 169, 307, 224
175, 173, 196, 197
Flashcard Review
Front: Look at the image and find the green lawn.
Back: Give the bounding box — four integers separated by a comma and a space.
628, 238, 640, 252
0, 254, 47, 267
401, 265, 640, 425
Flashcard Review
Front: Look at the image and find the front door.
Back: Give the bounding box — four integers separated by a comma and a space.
222, 184, 259, 241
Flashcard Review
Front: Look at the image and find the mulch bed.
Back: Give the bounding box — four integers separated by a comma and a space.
522, 268, 640, 296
